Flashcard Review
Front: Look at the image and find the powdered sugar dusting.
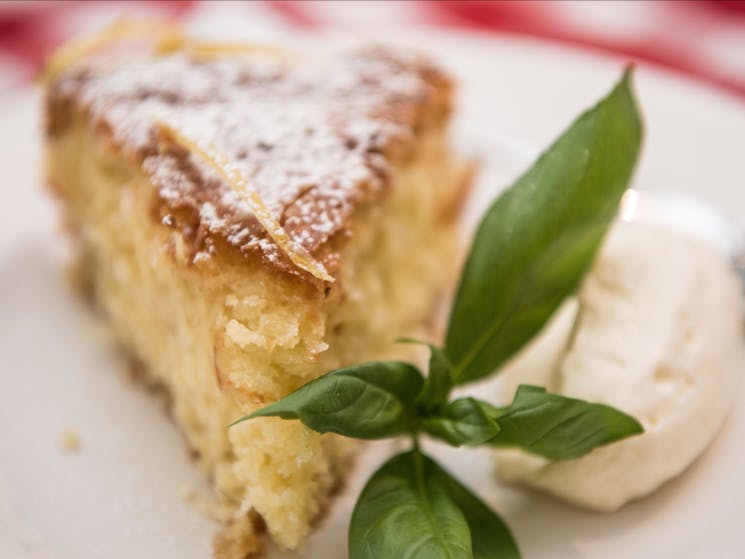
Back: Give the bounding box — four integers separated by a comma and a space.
50, 47, 449, 275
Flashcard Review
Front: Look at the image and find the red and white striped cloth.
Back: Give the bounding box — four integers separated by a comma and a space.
1, 0, 744, 99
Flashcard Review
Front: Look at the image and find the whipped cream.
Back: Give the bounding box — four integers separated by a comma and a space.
494, 221, 745, 510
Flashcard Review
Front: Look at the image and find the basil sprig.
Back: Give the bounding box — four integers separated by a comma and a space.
399, 339, 453, 411
486, 385, 643, 460
423, 397, 500, 447
350, 451, 520, 559
231, 361, 423, 439
446, 67, 642, 384
232, 69, 644, 558
350, 451, 473, 558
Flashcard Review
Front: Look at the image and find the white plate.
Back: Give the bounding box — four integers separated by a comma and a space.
2, 27, 745, 559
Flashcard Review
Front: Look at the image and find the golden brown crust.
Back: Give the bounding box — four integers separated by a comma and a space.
45, 46, 453, 282
212, 510, 265, 559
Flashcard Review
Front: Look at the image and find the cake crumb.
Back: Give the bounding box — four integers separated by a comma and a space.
179, 484, 232, 523
59, 428, 81, 453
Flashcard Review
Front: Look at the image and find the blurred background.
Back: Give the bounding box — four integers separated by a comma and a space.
0, 0, 744, 99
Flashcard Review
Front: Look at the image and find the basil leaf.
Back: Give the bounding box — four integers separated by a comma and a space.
398, 339, 454, 411
446, 69, 643, 384
423, 398, 500, 447
350, 451, 520, 559
488, 385, 643, 459
230, 362, 424, 439
349, 451, 472, 559
436, 460, 521, 559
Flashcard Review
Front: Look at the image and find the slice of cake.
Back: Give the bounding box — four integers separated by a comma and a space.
44, 25, 470, 557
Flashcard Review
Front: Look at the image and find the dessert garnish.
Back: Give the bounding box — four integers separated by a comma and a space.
41, 18, 290, 82
233, 68, 645, 558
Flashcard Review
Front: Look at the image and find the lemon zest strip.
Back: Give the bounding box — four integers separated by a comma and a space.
41, 19, 293, 83
157, 122, 333, 283
40, 19, 185, 83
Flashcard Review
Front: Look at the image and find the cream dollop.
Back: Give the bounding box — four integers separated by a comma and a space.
495, 221, 745, 511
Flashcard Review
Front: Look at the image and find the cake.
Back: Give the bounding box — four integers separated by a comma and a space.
43, 24, 470, 557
